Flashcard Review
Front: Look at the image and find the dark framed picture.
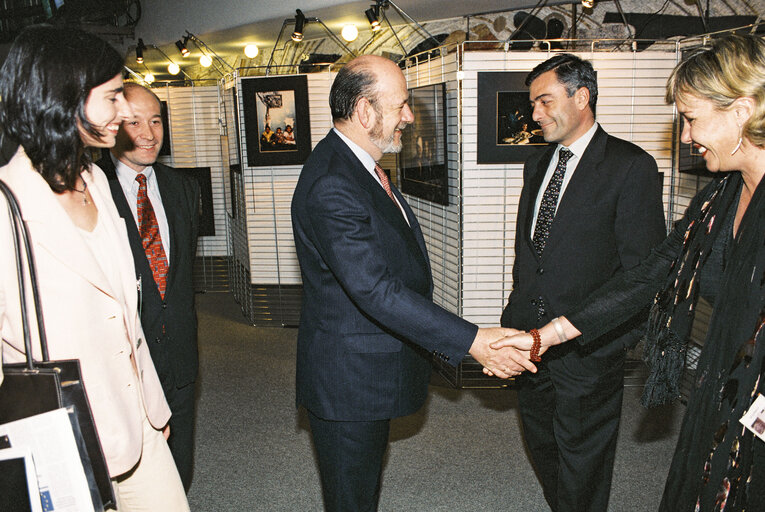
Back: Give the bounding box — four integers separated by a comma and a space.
241, 75, 311, 167
178, 166, 215, 237
159, 101, 171, 157
398, 83, 449, 205
477, 71, 549, 164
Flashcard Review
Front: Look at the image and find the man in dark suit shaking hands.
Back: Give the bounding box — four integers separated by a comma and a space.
97, 83, 200, 491
498, 55, 666, 511
292, 55, 534, 512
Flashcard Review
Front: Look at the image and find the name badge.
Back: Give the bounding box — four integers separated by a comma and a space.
740, 393, 765, 442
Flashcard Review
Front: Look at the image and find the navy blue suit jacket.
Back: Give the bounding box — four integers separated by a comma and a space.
291, 130, 477, 421
97, 156, 200, 391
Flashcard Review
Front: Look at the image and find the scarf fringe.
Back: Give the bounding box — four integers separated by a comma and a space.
641, 305, 687, 408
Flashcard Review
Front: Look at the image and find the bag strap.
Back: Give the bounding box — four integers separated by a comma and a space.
0, 179, 49, 367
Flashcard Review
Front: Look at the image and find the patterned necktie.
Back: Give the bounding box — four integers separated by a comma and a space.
135, 174, 168, 298
532, 147, 573, 256
374, 164, 396, 203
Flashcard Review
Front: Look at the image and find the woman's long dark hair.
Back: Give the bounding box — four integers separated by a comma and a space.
0, 25, 124, 192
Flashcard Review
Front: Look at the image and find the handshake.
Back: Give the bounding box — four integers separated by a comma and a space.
468, 318, 578, 379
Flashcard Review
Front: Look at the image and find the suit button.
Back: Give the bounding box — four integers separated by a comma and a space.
445, 355, 450, 361
155, 337, 161, 344
531, 299, 537, 305
162, 303, 168, 309
536, 267, 544, 275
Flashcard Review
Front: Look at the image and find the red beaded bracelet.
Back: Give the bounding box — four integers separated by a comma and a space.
530, 329, 542, 362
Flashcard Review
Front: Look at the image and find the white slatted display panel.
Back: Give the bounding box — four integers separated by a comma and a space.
154, 85, 228, 258
460, 49, 678, 326
236, 71, 335, 286
402, 51, 462, 315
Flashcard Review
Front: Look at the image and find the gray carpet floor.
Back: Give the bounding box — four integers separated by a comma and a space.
186, 292, 684, 511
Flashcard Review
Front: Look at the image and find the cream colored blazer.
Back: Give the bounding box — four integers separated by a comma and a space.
0, 148, 171, 477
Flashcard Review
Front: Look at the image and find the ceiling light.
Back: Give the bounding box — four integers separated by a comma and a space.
244, 44, 259, 58
341, 24, 359, 42
175, 38, 190, 57
292, 9, 306, 42
365, 6, 381, 32
199, 54, 212, 67
167, 62, 180, 75
136, 38, 145, 64
581, 0, 595, 7
144, 73, 154, 84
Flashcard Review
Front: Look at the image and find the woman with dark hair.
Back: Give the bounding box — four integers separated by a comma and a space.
494, 33, 765, 511
0, 25, 189, 511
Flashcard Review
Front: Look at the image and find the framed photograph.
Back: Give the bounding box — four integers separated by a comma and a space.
241, 75, 311, 167
477, 71, 549, 164
178, 166, 215, 237
159, 101, 171, 157
398, 83, 449, 205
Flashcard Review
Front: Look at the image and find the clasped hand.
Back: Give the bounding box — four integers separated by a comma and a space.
468, 328, 550, 379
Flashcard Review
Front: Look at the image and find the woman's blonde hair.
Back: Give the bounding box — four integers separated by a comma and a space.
666, 33, 765, 147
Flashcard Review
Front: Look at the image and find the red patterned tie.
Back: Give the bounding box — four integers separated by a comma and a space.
374, 164, 396, 202
135, 174, 168, 298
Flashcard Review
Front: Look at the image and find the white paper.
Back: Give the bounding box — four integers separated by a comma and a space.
740, 393, 765, 442
0, 408, 95, 512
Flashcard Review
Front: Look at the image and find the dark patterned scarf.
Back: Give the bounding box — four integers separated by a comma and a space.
642, 171, 765, 511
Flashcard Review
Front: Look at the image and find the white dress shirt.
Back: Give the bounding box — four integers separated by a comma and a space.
531, 122, 599, 235
333, 128, 410, 225
111, 153, 171, 259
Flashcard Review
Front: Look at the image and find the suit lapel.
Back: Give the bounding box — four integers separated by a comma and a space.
391, 183, 431, 277
98, 155, 163, 300
4, 151, 116, 299
328, 132, 429, 275
541, 127, 608, 258
154, 164, 179, 292
522, 146, 556, 251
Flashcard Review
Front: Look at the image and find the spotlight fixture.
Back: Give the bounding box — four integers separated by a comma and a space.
341, 24, 359, 42
581, 0, 595, 7
144, 72, 154, 84
292, 9, 306, 42
175, 37, 190, 57
167, 62, 180, 75
136, 38, 146, 64
199, 54, 212, 67
365, 5, 381, 31
244, 44, 259, 58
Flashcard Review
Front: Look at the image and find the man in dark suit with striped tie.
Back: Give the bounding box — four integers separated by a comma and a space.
291, 55, 536, 512
97, 83, 200, 491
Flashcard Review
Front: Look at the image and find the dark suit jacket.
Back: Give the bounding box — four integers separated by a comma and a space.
291, 130, 477, 422
97, 155, 200, 391
501, 126, 666, 356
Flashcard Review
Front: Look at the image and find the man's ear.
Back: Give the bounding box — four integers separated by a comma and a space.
356, 97, 376, 130
575, 87, 590, 111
